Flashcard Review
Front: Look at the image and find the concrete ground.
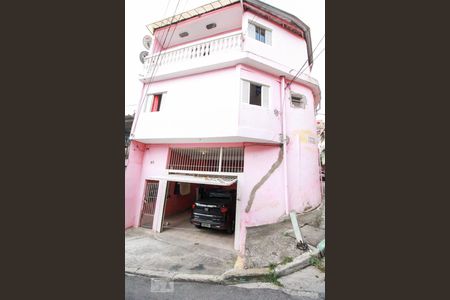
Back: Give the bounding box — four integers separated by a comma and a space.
232, 266, 325, 299
126, 273, 321, 300
162, 210, 234, 251
244, 207, 325, 269
125, 222, 236, 275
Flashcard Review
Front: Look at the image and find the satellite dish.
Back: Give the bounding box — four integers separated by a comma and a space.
139, 51, 149, 64
143, 35, 152, 50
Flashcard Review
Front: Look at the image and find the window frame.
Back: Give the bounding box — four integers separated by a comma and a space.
143, 92, 166, 113
241, 79, 270, 109
248, 21, 272, 45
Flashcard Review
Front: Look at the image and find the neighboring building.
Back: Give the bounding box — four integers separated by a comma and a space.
125, 0, 322, 254
125, 114, 134, 167
316, 119, 325, 171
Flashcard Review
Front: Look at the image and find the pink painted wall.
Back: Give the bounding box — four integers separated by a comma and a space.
238, 64, 282, 141
240, 145, 285, 226
242, 11, 310, 75
285, 82, 321, 212
125, 138, 321, 254
125, 141, 146, 228
125, 142, 245, 229
127, 4, 321, 253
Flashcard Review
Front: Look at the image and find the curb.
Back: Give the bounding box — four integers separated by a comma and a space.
125, 249, 320, 284
125, 267, 271, 284
275, 248, 320, 277
221, 267, 271, 283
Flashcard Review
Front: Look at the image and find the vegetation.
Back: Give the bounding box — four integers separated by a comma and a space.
280, 256, 293, 265
310, 256, 325, 272
264, 271, 283, 287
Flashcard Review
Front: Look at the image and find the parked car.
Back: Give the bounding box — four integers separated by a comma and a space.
190, 189, 236, 234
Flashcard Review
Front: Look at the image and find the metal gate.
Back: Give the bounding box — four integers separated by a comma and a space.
140, 180, 159, 229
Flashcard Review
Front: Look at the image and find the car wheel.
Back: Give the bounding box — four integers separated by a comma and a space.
195, 225, 202, 229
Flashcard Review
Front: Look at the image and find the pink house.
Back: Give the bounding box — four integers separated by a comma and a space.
125, 0, 322, 255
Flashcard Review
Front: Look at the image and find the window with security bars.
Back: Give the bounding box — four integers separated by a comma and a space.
167, 147, 244, 173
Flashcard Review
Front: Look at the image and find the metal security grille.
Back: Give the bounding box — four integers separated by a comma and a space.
140, 181, 159, 228
167, 147, 244, 173
221, 147, 245, 173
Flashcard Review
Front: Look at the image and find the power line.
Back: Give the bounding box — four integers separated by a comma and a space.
286, 33, 325, 89
286, 46, 325, 91
145, 0, 183, 87
162, 0, 172, 18
126, 1, 173, 116
132, 0, 189, 136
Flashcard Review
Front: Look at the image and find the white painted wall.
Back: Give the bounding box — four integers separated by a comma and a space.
133, 67, 240, 141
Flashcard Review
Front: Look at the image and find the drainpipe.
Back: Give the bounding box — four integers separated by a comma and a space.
280, 76, 289, 215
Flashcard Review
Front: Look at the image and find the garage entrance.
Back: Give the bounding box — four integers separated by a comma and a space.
160, 176, 238, 251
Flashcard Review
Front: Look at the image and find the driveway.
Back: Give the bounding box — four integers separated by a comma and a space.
125, 227, 237, 276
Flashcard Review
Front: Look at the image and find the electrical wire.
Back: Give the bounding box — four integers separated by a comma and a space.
286, 33, 325, 89
145, 0, 183, 87
131, 0, 185, 136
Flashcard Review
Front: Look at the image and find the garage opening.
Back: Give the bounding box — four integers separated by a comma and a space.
160, 177, 237, 251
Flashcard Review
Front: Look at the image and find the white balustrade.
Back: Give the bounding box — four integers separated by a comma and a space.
143, 33, 242, 77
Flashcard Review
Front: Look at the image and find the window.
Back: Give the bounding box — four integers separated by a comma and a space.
144, 93, 163, 112
241, 80, 269, 108
255, 26, 265, 43
167, 147, 244, 173
250, 84, 262, 106
248, 22, 272, 45
291, 93, 307, 109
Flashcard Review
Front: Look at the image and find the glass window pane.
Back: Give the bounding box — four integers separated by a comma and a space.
249, 83, 262, 106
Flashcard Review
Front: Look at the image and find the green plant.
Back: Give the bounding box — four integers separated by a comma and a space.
268, 263, 277, 271
264, 271, 283, 287
280, 256, 293, 265
310, 256, 325, 272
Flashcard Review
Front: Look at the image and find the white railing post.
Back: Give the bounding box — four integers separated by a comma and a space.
218, 147, 223, 172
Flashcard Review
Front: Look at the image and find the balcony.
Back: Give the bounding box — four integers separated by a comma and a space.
141, 32, 244, 82
139, 31, 319, 94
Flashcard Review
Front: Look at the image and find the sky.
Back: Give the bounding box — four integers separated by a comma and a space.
125, 0, 325, 120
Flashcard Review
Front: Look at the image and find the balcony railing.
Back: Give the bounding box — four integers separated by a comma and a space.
143, 32, 243, 76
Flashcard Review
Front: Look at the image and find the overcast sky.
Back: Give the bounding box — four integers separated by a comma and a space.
125, 0, 325, 119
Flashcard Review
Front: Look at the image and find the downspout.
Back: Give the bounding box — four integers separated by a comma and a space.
280, 76, 289, 215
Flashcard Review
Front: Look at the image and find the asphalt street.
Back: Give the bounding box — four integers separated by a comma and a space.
125, 274, 321, 300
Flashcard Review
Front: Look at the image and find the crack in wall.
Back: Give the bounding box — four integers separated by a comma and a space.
245, 145, 284, 213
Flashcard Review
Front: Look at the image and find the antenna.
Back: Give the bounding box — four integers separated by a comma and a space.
139, 51, 149, 64
142, 35, 152, 50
